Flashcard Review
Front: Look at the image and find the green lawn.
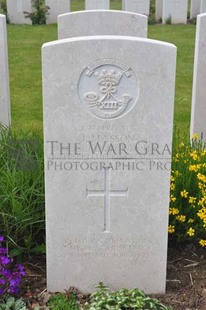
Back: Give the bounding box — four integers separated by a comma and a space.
7, 1, 196, 138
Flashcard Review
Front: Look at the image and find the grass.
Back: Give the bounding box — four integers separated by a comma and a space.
6, 0, 196, 138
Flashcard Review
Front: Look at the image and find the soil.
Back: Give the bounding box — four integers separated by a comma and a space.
20, 243, 206, 310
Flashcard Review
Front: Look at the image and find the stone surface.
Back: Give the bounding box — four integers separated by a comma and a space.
190, 0, 201, 19
46, 0, 70, 24
155, 0, 163, 21
190, 14, 206, 140
0, 14, 10, 126
122, 0, 150, 15
6, 0, 32, 24
85, 0, 110, 10
156, 0, 188, 24
58, 10, 147, 39
42, 35, 176, 294
200, 0, 206, 13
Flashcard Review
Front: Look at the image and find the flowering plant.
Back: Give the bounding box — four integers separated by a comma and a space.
0, 236, 25, 296
169, 134, 206, 246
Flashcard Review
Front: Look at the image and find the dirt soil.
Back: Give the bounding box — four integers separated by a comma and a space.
20, 244, 206, 310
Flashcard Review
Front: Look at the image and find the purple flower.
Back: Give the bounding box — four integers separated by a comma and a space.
0, 256, 10, 265
0, 236, 25, 296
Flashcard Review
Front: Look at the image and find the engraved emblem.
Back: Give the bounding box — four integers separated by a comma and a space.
78, 59, 139, 119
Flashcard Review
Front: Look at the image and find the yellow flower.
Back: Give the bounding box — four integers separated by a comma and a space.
169, 208, 179, 215
188, 218, 194, 224
197, 173, 206, 183
190, 151, 198, 161
180, 190, 189, 198
199, 239, 206, 247
189, 164, 200, 172
176, 215, 186, 222
187, 227, 195, 237
179, 142, 185, 148
168, 225, 175, 234
170, 183, 175, 191
175, 153, 179, 162
197, 207, 206, 219
170, 195, 176, 203
192, 133, 199, 140
170, 175, 175, 182
189, 196, 196, 204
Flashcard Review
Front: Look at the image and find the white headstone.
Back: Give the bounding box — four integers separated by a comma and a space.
190, 0, 201, 19
190, 14, 206, 140
0, 14, 10, 127
155, 0, 163, 21
46, 0, 70, 24
122, 0, 150, 15
43, 35, 176, 294
6, 0, 32, 24
200, 0, 206, 13
157, 0, 188, 24
58, 10, 147, 39
85, 0, 110, 10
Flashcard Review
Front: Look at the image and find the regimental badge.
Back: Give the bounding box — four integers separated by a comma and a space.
78, 59, 139, 120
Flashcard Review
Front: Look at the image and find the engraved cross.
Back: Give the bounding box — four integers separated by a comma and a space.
86, 168, 128, 233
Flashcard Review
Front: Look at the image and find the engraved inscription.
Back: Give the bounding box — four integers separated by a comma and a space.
78, 59, 138, 119
63, 237, 154, 263
86, 168, 128, 232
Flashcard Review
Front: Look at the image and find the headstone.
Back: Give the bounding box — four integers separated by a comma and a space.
58, 10, 147, 39
43, 35, 176, 294
6, 0, 32, 24
190, 0, 201, 19
46, 0, 70, 24
200, 0, 206, 13
85, 0, 110, 10
0, 14, 10, 127
155, 0, 163, 21
122, 0, 150, 15
190, 13, 206, 140
156, 0, 188, 24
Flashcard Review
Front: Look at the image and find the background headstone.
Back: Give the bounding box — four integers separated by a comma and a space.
200, 0, 206, 13
156, 0, 188, 24
85, 0, 110, 10
43, 35, 176, 294
58, 10, 147, 39
0, 14, 11, 127
6, 0, 32, 24
122, 0, 150, 15
155, 0, 163, 21
190, 0, 201, 19
46, 0, 70, 24
190, 13, 206, 140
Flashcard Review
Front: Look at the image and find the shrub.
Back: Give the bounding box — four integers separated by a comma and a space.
86, 283, 172, 310
24, 0, 50, 25
48, 293, 79, 310
169, 134, 206, 246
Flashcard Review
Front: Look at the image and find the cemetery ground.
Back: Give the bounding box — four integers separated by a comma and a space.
2, 16, 206, 310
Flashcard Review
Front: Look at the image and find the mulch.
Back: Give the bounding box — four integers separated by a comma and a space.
19, 243, 206, 310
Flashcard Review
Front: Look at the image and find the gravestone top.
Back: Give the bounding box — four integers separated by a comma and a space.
43, 35, 176, 294
58, 10, 147, 39
190, 13, 206, 140
0, 14, 11, 126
